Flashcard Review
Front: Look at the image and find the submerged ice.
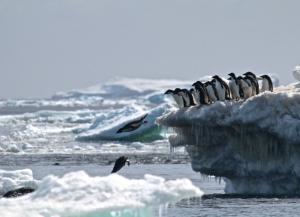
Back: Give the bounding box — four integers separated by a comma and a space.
158, 82, 300, 195
0, 169, 202, 217
76, 105, 170, 142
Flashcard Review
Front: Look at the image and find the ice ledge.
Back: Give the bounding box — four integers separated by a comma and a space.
157, 86, 300, 194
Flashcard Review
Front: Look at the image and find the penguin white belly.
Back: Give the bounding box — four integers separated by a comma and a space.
192, 90, 201, 105
206, 85, 217, 102
173, 94, 184, 108
215, 82, 225, 101
261, 79, 270, 92
229, 81, 240, 100
179, 92, 190, 107
241, 81, 252, 99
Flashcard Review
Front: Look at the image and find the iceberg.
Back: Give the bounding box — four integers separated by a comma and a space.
0, 169, 38, 196
76, 105, 170, 142
158, 82, 300, 195
0, 170, 202, 217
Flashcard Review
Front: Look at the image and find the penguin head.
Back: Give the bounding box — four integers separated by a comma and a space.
228, 72, 236, 78
204, 81, 211, 86
164, 89, 173, 94
260, 75, 267, 79
174, 88, 182, 94
243, 71, 256, 78
192, 81, 200, 86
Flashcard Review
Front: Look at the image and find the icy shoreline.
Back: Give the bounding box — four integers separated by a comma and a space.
158, 84, 300, 194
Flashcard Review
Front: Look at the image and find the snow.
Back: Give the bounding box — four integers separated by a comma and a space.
0, 169, 38, 196
0, 170, 202, 217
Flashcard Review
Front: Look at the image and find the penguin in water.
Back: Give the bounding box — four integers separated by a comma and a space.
260, 75, 273, 92
204, 81, 218, 103
212, 75, 231, 100
192, 81, 210, 105
111, 156, 130, 173
164, 89, 185, 108
243, 72, 259, 95
228, 73, 240, 101
237, 76, 252, 99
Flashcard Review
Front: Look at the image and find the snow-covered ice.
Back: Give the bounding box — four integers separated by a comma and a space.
158, 80, 300, 195
0, 170, 202, 217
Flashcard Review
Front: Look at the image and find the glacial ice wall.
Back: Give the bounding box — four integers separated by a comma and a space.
158, 83, 300, 195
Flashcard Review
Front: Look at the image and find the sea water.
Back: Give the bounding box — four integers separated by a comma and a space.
1, 77, 300, 216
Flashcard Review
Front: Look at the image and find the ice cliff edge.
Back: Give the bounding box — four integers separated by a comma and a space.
158, 83, 300, 195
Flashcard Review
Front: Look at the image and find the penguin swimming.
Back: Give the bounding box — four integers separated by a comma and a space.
111, 156, 130, 173
228, 73, 240, 101
192, 81, 210, 105
117, 114, 148, 134
204, 81, 218, 103
260, 75, 273, 92
243, 72, 259, 95
237, 76, 252, 99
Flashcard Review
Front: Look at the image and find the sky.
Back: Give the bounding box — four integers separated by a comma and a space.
1, 0, 300, 98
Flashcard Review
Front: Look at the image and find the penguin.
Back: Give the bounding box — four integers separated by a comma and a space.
243, 72, 259, 95
189, 88, 200, 105
228, 73, 240, 101
117, 114, 148, 134
3, 187, 35, 198
164, 89, 185, 108
212, 75, 231, 100
237, 76, 252, 99
183, 88, 196, 106
111, 156, 130, 173
260, 75, 273, 92
204, 81, 218, 103
175, 88, 191, 107
192, 81, 210, 105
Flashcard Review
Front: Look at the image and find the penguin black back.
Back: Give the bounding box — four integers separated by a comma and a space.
111, 156, 130, 173
261, 75, 273, 92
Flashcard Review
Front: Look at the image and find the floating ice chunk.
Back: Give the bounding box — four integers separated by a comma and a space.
0, 169, 38, 196
0, 171, 202, 217
76, 105, 169, 142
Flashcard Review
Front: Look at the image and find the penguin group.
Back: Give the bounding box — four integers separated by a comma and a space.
165, 72, 273, 108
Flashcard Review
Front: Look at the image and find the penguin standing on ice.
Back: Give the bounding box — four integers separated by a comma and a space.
204, 81, 219, 103
180, 89, 196, 106
237, 76, 252, 99
228, 73, 240, 100
192, 81, 210, 105
190, 88, 200, 105
164, 89, 184, 108
212, 75, 231, 100
243, 72, 259, 95
260, 75, 273, 92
